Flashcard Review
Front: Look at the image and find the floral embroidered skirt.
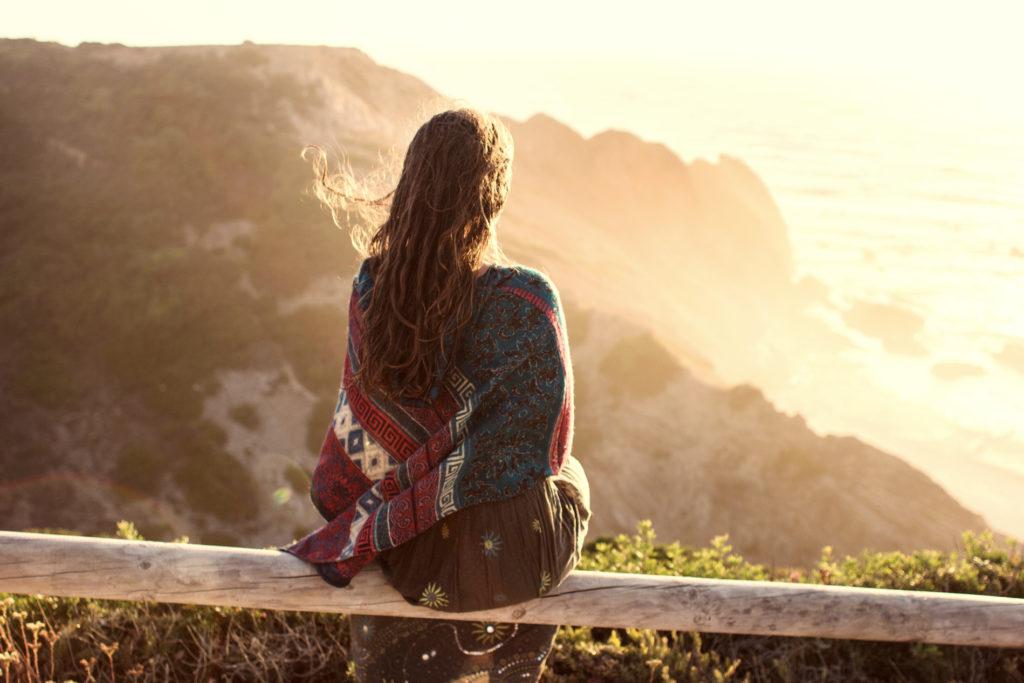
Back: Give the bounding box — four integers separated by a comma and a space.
348, 455, 591, 682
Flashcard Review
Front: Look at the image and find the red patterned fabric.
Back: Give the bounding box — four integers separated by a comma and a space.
278, 258, 574, 587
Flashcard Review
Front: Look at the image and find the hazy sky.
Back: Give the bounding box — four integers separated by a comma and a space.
5, 1, 1023, 92
4, 1, 1022, 143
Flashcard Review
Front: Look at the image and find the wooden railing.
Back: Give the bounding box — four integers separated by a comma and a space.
2, 531, 1023, 649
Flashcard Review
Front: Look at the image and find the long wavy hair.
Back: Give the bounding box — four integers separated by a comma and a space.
305, 107, 519, 402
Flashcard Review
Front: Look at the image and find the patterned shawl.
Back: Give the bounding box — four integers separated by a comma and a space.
278, 257, 574, 587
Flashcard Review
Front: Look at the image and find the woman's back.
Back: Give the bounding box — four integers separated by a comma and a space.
278, 108, 591, 682
326, 258, 591, 681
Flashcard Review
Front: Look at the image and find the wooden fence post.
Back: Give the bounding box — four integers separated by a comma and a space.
2, 531, 1023, 648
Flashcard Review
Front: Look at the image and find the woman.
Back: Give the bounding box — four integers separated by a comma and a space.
279, 108, 591, 682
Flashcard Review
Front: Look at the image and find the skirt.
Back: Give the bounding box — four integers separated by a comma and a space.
348, 455, 591, 682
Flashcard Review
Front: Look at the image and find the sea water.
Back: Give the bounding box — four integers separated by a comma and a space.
418, 58, 1024, 532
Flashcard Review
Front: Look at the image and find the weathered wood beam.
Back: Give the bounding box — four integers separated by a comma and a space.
1, 531, 1022, 648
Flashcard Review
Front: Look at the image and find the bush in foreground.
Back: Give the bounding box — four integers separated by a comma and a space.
1, 520, 1022, 681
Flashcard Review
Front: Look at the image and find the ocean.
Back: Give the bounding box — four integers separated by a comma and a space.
415, 58, 1024, 534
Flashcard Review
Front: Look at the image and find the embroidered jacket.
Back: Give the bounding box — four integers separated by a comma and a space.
278, 257, 574, 587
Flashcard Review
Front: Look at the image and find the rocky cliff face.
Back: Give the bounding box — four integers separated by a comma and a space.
565, 304, 987, 565
0, 38, 988, 566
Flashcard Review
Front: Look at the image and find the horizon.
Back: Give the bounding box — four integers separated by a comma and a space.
4, 1, 1023, 130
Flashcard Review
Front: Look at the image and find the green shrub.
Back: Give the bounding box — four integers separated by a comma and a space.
171, 421, 260, 525
114, 444, 166, 497
228, 402, 261, 430
283, 463, 311, 495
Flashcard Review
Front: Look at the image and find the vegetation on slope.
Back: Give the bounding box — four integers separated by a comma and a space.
0, 40, 357, 544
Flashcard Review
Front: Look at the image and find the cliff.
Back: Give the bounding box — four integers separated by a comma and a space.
0, 38, 989, 566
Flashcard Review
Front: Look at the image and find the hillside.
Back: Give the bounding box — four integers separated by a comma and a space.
0, 38, 990, 567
